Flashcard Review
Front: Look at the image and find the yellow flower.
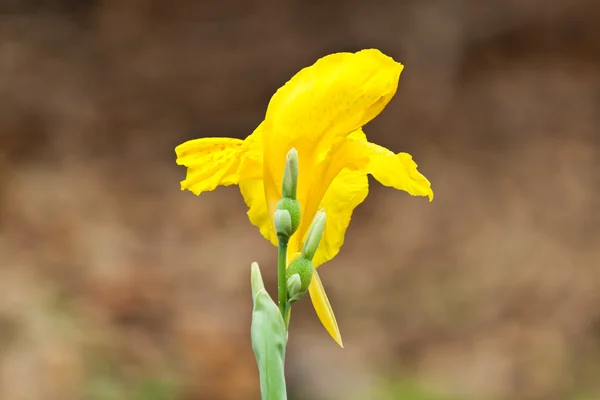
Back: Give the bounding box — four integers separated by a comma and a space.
175, 49, 433, 347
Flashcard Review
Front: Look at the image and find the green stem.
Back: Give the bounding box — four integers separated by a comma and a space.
277, 236, 289, 318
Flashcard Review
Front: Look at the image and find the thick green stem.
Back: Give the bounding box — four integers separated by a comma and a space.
277, 236, 289, 318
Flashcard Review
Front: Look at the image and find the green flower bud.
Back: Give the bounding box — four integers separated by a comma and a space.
301, 210, 326, 261
276, 198, 301, 236
273, 209, 292, 238
282, 148, 299, 200
285, 257, 314, 302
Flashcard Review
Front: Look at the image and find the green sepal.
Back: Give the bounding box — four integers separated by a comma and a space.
250, 262, 288, 400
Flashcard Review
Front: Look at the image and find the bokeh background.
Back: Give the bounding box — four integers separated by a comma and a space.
1, 1, 599, 399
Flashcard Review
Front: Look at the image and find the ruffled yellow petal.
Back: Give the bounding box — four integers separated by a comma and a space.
308, 269, 343, 347
262, 49, 403, 223
348, 137, 433, 201
176, 124, 265, 196
175, 137, 244, 195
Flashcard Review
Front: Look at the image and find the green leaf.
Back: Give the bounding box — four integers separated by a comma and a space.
250, 262, 288, 400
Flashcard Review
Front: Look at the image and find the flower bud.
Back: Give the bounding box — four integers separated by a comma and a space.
276, 198, 301, 236
285, 257, 314, 302
274, 209, 292, 238
301, 210, 326, 261
282, 148, 299, 200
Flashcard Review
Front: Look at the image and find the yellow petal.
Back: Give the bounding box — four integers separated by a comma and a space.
311, 168, 369, 268
308, 269, 343, 347
266, 49, 401, 149
303, 133, 430, 346
290, 128, 431, 265
262, 49, 403, 223
239, 178, 277, 246
175, 137, 244, 195
286, 129, 370, 259
236, 125, 279, 245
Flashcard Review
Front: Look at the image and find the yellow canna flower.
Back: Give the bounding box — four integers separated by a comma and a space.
175, 49, 433, 347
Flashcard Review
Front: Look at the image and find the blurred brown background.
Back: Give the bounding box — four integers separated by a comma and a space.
1, 0, 599, 399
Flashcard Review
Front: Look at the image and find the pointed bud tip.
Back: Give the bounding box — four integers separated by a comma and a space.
315, 210, 326, 224
286, 147, 298, 160
250, 262, 265, 300
282, 148, 299, 199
